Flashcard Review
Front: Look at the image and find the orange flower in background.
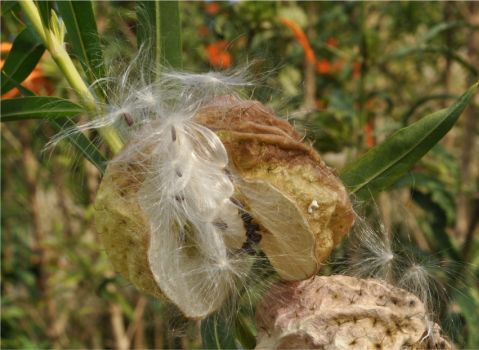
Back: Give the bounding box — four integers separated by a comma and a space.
326, 37, 339, 48
332, 59, 344, 73
279, 18, 345, 78
279, 18, 316, 64
315, 99, 327, 110
316, 59, 331, 74
205, 2, 220, 15
1, 42, 53, 98
0, 42, 12, 52
363, 120, 375, 148
353, 61, 362, 79
206, 40, 232, 69
198, 25, 210, 37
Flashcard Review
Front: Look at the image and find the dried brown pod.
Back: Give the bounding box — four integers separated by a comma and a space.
196, 98, 354, 280
94, 97, 354, 318
256, 275, 452, 350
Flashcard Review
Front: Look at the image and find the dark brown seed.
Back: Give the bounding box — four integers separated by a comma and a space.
241, 242, 255, 255
249, 232, 262, 243
229, 197, 243, 208
250, 223, 260, 231
213, 219, 228, 230
123, 113, 134, 126
241, 212, 252, 223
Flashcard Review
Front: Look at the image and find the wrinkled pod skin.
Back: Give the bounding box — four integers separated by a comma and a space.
94, 98, 354, 318
256, 275, 452, 350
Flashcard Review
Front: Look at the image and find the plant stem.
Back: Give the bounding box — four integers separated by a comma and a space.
19, 0, 47, 42
20, 0, 123, 154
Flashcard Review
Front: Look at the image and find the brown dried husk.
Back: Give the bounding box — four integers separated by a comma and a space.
256, 275, 453, 349
195, 98, 354, 280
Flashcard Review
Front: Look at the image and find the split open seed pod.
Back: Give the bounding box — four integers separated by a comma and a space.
196, 98, 354, 280
256, 275, 452, 349
94, 97, 354, 318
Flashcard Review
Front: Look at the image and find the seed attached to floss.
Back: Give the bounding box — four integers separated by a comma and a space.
123, 112, 134, 126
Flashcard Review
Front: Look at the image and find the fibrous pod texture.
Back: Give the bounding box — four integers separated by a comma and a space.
94, 96, 353, 318
256, 275, 452, 350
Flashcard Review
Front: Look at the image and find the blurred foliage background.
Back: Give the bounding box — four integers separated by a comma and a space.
1, 1, 478, 349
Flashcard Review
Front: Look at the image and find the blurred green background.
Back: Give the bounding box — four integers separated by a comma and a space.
1, 1, 478, 349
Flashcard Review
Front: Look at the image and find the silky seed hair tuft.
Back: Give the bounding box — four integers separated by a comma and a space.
333, 207, 463, 343
46, 41, 258, 150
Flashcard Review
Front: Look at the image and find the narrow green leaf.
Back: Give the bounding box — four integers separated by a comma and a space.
0, 28, 45, 95
56, 1, 105, 84
341, 82, 478, 201
136, 0, 182, 73
419, 21, 465, 44
1, 97, 84, 122
159, 1, 182, 69
201, 314, 237, 350
1, 95, 107, 173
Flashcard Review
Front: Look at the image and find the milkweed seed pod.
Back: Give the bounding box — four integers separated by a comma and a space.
195, 97, 354, 280
256, 275, 452, 350
93, 72, 353, 319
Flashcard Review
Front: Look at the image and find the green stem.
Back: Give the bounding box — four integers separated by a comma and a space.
20, 0, 122, 154
19, 0, 47, 42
